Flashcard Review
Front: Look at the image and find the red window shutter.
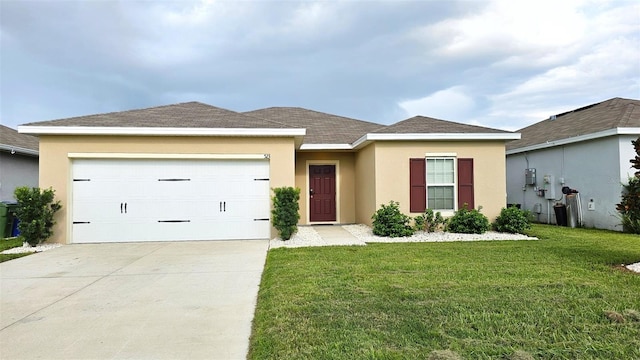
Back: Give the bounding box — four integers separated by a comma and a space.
457, 158, 474, 209
410, 158, 426, 212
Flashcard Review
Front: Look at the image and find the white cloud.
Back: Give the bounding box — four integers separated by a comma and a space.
420, 0, 589, 60
398, 86, 476, 121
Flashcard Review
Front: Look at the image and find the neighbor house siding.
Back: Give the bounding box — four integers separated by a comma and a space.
0, 152, 39, 202
506, 136, 623, 230
372, 141, 507, 221
295, 152, 356, 225
38, 135, 296, 244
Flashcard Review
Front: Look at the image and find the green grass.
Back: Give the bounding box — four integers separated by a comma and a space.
0, 237, 31, 263
249, 224, 640, 359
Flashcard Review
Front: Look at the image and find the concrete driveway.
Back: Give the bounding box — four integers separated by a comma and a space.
0, 240, 269, 360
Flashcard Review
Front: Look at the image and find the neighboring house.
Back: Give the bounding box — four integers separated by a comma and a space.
0, 125, 39, 202
19, 102, 519, 244
506, 97, 640, 231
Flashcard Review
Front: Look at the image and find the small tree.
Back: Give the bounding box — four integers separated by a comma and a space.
271, 187, 300, 240
617, 136, 640, 233
13, 187, 62, 246
631, 137, 640, 177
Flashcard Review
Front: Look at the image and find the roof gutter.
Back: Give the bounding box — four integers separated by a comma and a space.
506, 127, 640, 155
0, 144, 39, 157
18, 126, 306, 137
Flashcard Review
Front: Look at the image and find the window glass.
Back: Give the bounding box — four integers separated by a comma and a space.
426, 158, 455, 210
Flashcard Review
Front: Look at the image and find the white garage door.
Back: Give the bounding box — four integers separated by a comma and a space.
71, 158, 270, 243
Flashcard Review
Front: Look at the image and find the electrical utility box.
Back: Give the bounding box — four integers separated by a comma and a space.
544, 174, 556, 199
525, 168, 536, 185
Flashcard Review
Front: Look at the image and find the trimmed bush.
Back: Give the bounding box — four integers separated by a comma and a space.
494, 206, 532, 234
271, 187, 300, 240
13, 186, 62, 246
446, 205, 490, 234
372, 201, 414, 237
414, 209, 446, 232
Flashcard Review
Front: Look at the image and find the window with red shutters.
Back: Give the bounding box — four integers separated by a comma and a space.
409, 157, 474, 212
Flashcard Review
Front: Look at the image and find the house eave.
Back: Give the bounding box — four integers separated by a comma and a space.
18, 126, 306, 137
352, 132, 521, 149
506, 127, 640, 155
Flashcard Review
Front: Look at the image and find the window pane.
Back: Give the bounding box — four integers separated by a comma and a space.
427, 158, 454, 184
426, 159, 436, 183
428, 185, 454, 210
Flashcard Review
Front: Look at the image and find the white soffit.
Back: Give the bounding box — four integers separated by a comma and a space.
299, 143, 352, 150
506, 127, 640, 155
18, 126, 306, 137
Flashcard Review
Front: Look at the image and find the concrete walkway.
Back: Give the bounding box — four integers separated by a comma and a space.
0, 240, 269, 360
269, 225, 365, 248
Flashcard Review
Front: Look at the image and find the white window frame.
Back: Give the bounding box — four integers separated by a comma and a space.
425, 153, 457, 214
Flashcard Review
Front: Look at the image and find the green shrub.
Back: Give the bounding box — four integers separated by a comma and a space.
446, 204, 490, 234
617, 176, 640, 233
13, 187, 62, 246
271, 187, 301, 240
372, 201, 414, 237
414, 209, 446, 232
494, 206, 532, 234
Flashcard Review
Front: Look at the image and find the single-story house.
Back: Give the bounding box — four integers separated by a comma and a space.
0, 125, 39, 202
19, 102, 519, 244
506, 97, 640, 230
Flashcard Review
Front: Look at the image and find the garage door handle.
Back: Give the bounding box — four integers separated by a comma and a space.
121, 203, 123, 213
124, 203, 127, 214
223, 201, 226, 212
121, 202, 127, 214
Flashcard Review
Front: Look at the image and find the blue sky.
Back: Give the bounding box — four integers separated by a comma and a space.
1, 0, 638, 131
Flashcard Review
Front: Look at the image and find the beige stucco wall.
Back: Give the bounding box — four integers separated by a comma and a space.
369, 141, 508, 223
295, 152, 356, 225
38, 135, 296, 244
354, 143, 376, 225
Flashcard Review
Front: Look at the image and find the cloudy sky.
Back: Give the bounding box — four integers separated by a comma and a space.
1, 0, 638, 131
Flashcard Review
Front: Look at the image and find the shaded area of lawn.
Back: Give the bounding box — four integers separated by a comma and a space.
249, 225, 640, 359
0, 238, 30, 263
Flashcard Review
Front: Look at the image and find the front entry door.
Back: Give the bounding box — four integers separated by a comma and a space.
309, 165, 336, 222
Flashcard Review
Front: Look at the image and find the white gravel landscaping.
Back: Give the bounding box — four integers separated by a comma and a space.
343, 224, 539, 243
1, 241, 62, 254
627, 262, 640, 273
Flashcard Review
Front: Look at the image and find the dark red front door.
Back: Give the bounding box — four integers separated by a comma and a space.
309, 165, 336, 222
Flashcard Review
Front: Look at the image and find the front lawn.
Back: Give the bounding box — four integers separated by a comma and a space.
0, 237, 30, 263
249, 224, 640, 359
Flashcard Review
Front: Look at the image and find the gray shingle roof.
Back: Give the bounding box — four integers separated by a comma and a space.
244, 107, 384, 144
0, 125, 39, 153
507, 97, 640, 150
23, 102, 291, 129
374, 115, 512, 134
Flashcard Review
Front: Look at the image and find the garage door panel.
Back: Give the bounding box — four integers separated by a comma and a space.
72, 158, 270, 243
